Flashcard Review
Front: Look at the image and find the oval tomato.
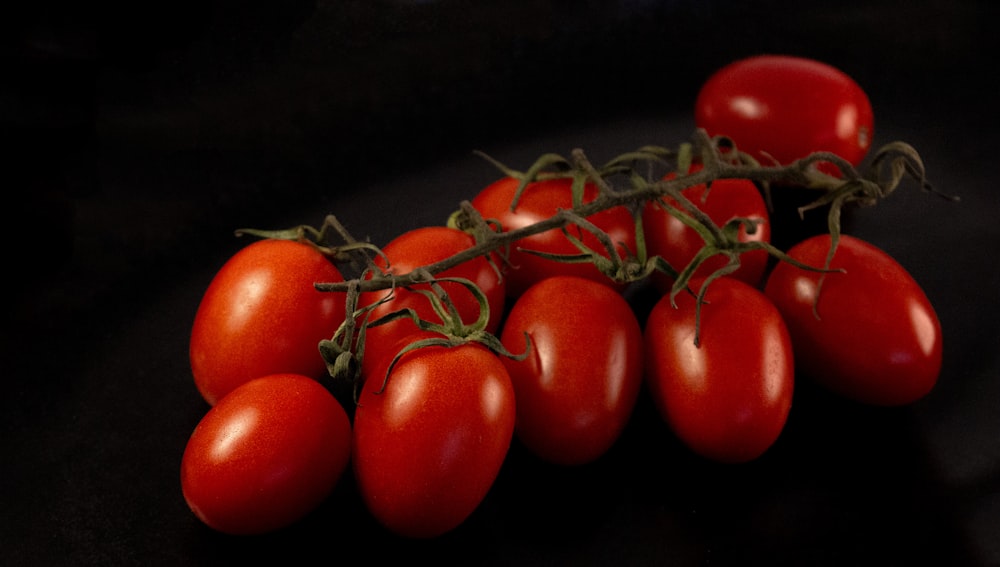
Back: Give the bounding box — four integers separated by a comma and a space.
180, 373, 352, 535
352, 336, 516, 538
190, 239, 346, 406
695, 54, 874, 168
644, 277, 794, 463
470, 176, 637, 297
360, 226, 505, 356
764, 234, 942, 406
498, 275, 643, 465
642, 164, 771, 291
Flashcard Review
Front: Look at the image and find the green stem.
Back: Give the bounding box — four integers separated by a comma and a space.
313, 129, 941, 294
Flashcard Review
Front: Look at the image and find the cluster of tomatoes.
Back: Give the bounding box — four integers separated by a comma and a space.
179, 55, 944, 539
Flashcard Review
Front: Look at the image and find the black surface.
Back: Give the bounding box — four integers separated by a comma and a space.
4, 1, 999, 565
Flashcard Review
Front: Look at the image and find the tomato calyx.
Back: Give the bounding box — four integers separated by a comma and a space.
321, 268, 529, 401
235, 215, 388, 276
446, 201, 509, 283
369, 331, 521, 397
369, 272, 529, 395
318, 278, 368, 387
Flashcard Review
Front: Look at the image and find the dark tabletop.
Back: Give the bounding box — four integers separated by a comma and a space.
4, 1, 999, 565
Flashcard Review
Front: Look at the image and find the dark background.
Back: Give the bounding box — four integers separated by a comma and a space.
3, 1, 998, 565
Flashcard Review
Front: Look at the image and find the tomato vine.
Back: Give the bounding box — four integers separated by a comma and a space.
323, 131, 947, 279
241, 127, 954, 383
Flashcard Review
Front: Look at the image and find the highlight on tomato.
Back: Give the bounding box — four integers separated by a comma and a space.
695, 54, 874, 169
352, 334, 516, 538
764, 233, 942, 406
470, 176, 636, 297
189, 238, 347, 406
180, 373, 352, 535
644, 277, 794, 464
499, 275, 644, 466
642, 164, 771, 291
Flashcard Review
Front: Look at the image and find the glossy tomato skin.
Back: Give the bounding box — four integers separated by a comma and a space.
695, 54, 874, 168
764, 234, 942, 406
180, 374, 352, 535
361, 226, 505, 355
471, 176, 636, 297
644, 277, 794, 463
499, 276, 643, 465
352, 336, 516, 538
190, 239, 346, 406
642, 165, 771, 291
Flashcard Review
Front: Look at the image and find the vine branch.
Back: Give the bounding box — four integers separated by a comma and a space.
314, 128, 946, 295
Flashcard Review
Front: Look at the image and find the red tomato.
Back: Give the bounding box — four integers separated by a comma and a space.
180, 374, 352, 535
352, 335, 516, 538
470, 176, 637, 297
764, 234, 942, 406
695, 54, 874, 168
644, 277, 794, 463
499, 276, 643, 465
360, 226, 505, 357
190, 239, 346, 406
642, 164, 771, 291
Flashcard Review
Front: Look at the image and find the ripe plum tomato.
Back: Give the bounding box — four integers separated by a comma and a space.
189, 239, 346, 406
499, 276, 643, 465
470, 176, 637, 297
764, 234, 942, 406
180, 374, 352, 535
352, 335, 516, 538
642, 164, 770, 291
644, 277, 794, 463
360, 226, 505, 359
695, 54, 874, 169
